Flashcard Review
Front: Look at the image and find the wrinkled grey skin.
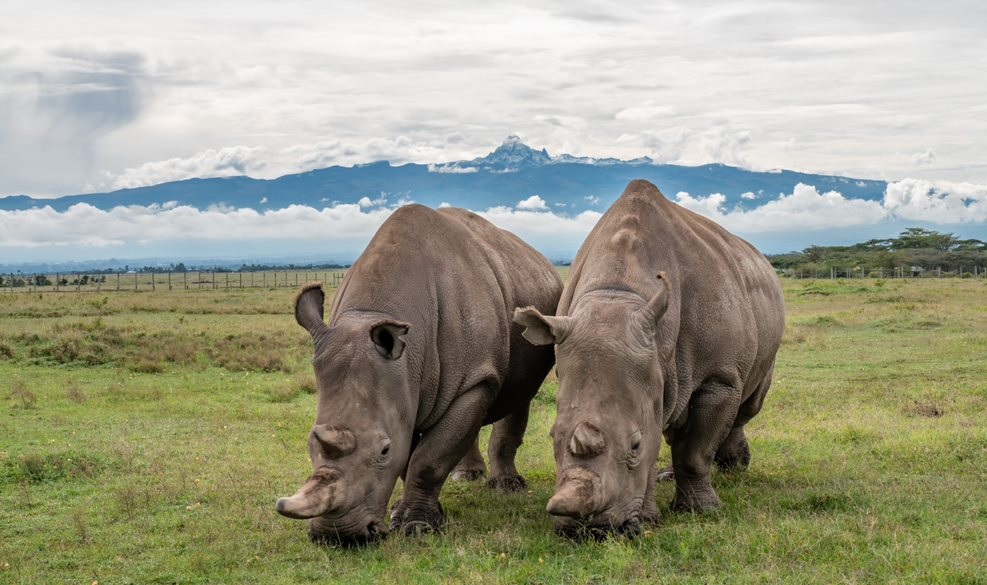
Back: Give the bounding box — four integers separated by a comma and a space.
276, 204, 561, 545
515, 180, 784, 538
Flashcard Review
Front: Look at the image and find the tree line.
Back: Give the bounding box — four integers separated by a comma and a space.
768, 228, 987, 274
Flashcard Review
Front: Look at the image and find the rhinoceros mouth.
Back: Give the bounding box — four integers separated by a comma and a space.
553, 513, 642, 541
308, 518, 388, 548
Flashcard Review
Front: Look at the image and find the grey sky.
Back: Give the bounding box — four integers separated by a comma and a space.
1, 0, 985, 196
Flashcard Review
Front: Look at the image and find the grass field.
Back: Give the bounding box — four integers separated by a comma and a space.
1, 277, 985, 584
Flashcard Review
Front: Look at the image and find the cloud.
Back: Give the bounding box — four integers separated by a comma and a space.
884, 178, 987, 223
0, 202, 393, 248
909, 149, 936, 166
427, 163, 478, 174
0, 46, 148, 194
614, 104, 676, 121
476, 206, 602, 245
357, 195, 387, 208
584, 195, 601, 205
516, 195, 549, 211
674, 183, 887, 232
0, 200, 604, 262
110, 146, 268, 189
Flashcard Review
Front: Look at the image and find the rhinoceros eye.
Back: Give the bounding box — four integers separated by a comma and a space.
380, 439, 391, 457
629, 430, 643, 454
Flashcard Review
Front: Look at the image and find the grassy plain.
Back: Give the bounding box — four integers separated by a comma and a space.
1, 276, 985, 584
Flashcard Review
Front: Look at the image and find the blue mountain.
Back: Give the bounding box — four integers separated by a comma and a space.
0, 136, 887, 213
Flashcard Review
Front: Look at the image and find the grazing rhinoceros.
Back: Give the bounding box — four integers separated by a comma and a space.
276, 204, 562, 545
514, 180, 784, 538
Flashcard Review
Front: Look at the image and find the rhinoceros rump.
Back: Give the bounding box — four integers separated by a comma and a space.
277, 204, 562, 545
515, 180, 784, 538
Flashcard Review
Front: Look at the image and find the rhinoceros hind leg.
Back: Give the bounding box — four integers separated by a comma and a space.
486, 406, 530, 492
714, 428, 751, 471
450, 436, 487, 481
715, 366, 773, 472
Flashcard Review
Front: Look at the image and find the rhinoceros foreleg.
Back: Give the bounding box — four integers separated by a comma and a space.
486, 405, 530, 492
640, 465, 662, 524
668, 380, 741, 513
391, 384, 495, 536
450, 436, 487, 481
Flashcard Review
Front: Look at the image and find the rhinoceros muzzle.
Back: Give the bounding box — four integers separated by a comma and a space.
276, 466, 345, 520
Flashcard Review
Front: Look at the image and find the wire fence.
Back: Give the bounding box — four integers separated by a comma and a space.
778, 266, 987, 279
0, 270, 347, 293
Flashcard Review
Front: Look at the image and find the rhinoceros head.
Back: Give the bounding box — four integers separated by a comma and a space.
514, 273, 670, 538
276, 284, 414, 546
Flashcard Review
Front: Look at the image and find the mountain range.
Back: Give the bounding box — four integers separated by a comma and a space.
0, 135, 887, 213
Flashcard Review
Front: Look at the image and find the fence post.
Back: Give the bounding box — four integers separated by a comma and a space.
152, 272, 156, 291
134, 272, 138, 291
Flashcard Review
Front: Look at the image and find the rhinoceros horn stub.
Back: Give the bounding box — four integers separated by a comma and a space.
569, 421, 606, 458
312, 425, 356, 459
546, 466, 603, 518
276, 466, 345, 520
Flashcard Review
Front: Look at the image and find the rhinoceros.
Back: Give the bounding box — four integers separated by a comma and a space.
276, 204, 562, 545
514, 180, 784, 537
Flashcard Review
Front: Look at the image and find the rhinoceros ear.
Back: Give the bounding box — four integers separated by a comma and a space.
370, 320, 411, 360
513, 306, 572, 346
638, 272, 671, 330
295, 283, 327, 337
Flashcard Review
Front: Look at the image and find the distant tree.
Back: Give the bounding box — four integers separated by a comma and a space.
892, 228, 958, 252
172, 262, 188, 273
34, 275, 51, 286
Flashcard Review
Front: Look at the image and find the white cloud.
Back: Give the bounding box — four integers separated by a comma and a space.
357, 195, 387, 208
0, 201, 602, 258
884, 178, 987, 223
741, 192, 757, 200
584, 195, 601, 205
517, 195, 548, 211
111, 146, 268, 189
427, 163, 478, 174
0, 202, 392, 249
909, 149, 936, 166
476, 207, 602, 242
674, 183, 887, 232
614, 105, 676, 121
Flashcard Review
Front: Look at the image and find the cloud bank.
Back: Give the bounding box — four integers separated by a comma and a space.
1, 179, 984, 262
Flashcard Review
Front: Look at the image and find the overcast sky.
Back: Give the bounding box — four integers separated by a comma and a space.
1, 1, 985, 262
1, 0, 985, 197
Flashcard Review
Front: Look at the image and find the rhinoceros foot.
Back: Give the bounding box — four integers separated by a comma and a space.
714, 436, 751, 471
671, 486, 722, 514
487, 473, 527, 492
389, 498, 446, 536
450, 467, 486, 482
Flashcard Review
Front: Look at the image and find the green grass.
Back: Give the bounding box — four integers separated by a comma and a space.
1, 278, 985, 584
